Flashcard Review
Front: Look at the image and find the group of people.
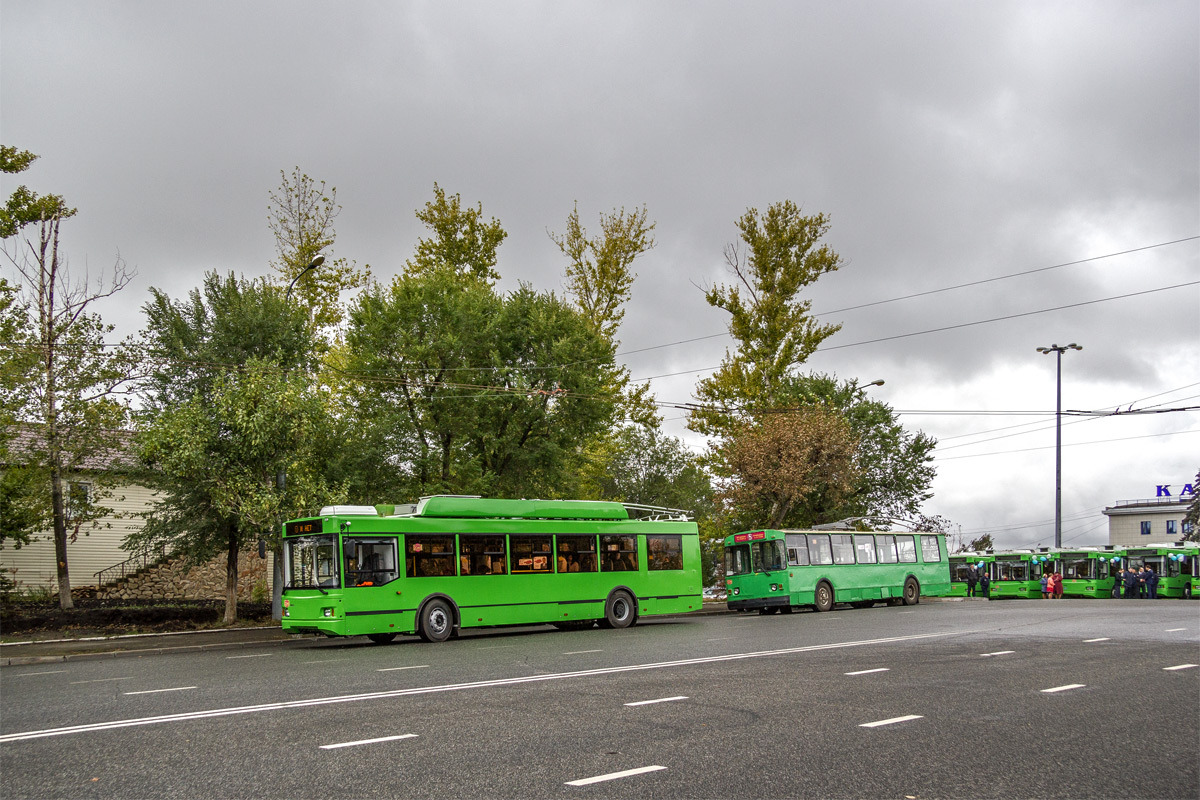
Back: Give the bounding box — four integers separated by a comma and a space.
1116, 565, 1159, 599
1040, 571, 1064, 599
965, 564, 989, 597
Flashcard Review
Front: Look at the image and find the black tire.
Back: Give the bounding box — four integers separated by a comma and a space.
604, 590, 636, 629
418, 598, 454, 643
366, 632, 396, 645
814, 582, 834, 612
902, 577, 920, 606
1185, 584, 1193, 600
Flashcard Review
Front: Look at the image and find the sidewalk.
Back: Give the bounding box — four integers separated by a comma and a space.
2, 602, 733, 667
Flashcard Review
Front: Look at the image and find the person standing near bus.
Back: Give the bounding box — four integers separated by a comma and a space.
967, 564, 978, 597
1145, 565, 1158, 599
1040, 572, 1049, 599
1124, 567, 1140, 599
979, 571, 990, 599
1053, 571, 1064, 599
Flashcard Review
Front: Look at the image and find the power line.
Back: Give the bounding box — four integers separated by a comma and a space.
933, 428, 1198, 461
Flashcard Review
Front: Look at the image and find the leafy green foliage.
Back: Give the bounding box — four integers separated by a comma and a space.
406, 183, 507, 283
0, 146, 76, 238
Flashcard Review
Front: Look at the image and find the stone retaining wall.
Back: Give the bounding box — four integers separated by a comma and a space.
97, 550, 269, 601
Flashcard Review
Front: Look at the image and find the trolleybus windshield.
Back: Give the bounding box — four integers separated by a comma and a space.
287, 534, 338, 590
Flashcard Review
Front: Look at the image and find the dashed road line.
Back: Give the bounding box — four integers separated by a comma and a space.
70, 677, 132, 685
124, 686, 197, 696
377, 665, 429, 672
845, 668, 890, 675
1163, 664, 1197, 671
1041, 684, 1086, 693
625, 696, 688, 707
562, 650, 603, 655
566, 765, 666, 786
320, 733, 418, 750
1083, 638, 1110, 643
227, 653, 273, 659
981, 651, 1015, 657
861, 714, 922, 728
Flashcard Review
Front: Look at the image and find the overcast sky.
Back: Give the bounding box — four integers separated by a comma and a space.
2, 1, 1197, 548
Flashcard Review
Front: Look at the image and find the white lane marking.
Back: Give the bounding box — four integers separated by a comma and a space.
1164, 628, 1187, 632
1163, 664, 1198, 671
981, 651, 1015, 657
566, 765, 666, 786
301, 660, 343, 664
377, 665, 429, 672
897, 611, 915, 614
860, 714, 923, 728
1041, 684, 1086, 693
1083, 638, 1110, 643
0, 629, 973, 743
320, 733, 418, 750
70, 677, 132, 685
563, 650, 603, 655
625, 696, 688, 707
123, 687, 197, 695
11, 670, 69, 677
845, 668, 890, 675
705, 637, 731, 642
226, 653, 273, 659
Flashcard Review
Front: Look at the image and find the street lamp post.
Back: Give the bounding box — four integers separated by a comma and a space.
271, 256, 324, 620
1036, 343, 1082, 548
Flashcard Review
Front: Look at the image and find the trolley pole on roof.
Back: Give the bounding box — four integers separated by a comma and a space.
1036, 343, 1082, 549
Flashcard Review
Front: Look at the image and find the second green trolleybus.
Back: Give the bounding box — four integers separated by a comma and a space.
280, 496, 702, 642
723, 529, 950, 612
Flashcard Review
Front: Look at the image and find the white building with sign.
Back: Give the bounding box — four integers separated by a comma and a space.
1103, 482, 1196, 547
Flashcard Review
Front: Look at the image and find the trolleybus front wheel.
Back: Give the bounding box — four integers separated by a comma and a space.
814, 582, 834, 612
366, 633, 396, 645
602, 590, 636, 629
1186, 584, 1193, 600
418, 598, 454, 643
902, 577, 920, 606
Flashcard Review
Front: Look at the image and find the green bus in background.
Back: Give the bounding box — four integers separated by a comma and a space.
1054, 546, 1124, 598
281, 496, 702, 643
723, 529, 950, 613
988, 550, 1046, 599
1122, 542, 1198, 599
948, 552, 994, 597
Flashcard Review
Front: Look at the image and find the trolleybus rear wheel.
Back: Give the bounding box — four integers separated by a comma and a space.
814, 582, 834, 612
603, 590, 636, 629
902, 577, 920, 606
1186, 584, 1193, 599
366, 633, 396, 644
418, 598, 454, 643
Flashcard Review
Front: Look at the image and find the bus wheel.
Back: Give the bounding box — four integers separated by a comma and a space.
604, 590, 636, 629
1186, 584, 1193, 599
902, 578, 920, 606
814, 582, 834, 612
418, 599, 454, 643
366, 633, 396, 645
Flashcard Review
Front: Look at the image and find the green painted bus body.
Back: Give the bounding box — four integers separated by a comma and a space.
280, 497, 702, 640
722, 529, 950, 612
948, 553, 994, 597
988, 552, 1046, 599
1122, 543, 1198, 599
1053, 547, 1124, 598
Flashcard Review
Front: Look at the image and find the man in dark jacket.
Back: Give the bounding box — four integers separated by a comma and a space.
1145, 565, 1158, 599
1124, 567, 1141, 599
966, 565, 978, 597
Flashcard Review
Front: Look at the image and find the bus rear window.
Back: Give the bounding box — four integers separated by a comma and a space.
920, 536, 942, 563
648, 535, 683, 570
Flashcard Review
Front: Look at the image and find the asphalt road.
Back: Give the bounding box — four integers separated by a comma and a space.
2, 600, 1197, 799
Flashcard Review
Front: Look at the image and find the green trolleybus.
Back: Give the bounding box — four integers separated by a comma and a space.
948, 552, 994, 597
1053, 546, 1124, 598
280, 496, 702, 643
722, 529, 950, 613
988, 550, 1047, 599
1122, 542, 1198, 599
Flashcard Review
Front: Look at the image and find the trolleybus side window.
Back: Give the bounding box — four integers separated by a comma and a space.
807, 534, 834, 566
344, 537, 398, 586
785, 534, 809, 566
460, 535, 507, 575
855, 535, 877, 564
920, 535, 942, 563
648, 535, 684, 570
601, 534, 638, 571
512, 535, 553, 573
406, 535, 457, 577
876, 535, 898, 564
896, 535, 917, 563
831, 534, 855, 565
556, 535, 597, 573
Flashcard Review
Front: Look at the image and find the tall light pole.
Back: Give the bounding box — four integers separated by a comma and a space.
1036, 343, 1082, 548
271, 256, 324, 620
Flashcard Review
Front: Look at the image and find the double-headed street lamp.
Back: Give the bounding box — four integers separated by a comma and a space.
1037, 343, 1082, 548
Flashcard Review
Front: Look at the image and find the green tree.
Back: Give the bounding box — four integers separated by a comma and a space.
267, 167, 370, 329
341, 187, 617, 502
1, 146, 137, 609
689, 201, 842, 439
965, 534, 995, 552
0, 278, 42, 550
772, 374, 937, 528
136, 273, 342, 623
550, 203, 659, 428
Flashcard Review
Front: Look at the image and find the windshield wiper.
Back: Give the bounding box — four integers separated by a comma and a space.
282, 582, 328, 595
